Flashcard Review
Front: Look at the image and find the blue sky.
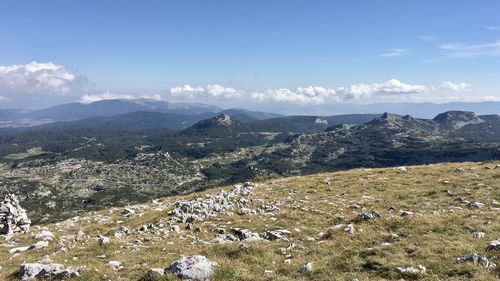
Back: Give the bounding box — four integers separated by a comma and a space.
0, 0, 499, 109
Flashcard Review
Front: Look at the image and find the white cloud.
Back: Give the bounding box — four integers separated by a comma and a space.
251, 80, 427, 104
80, 91, 161, 104
170, 84, 242, 99
439, 81, 471, 92
486, 25, 500, 31
0, 95, 6, 101
168, 80, 492, 104
0, 61, 87, 96
441, 40, 500, 58
380, 48, 409, 57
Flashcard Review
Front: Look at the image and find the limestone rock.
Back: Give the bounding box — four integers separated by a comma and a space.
167, 255, 216, 280
487, 240, 499, 251
0, 194, 31, 235
457, 253, 496, 269
19, 263, 81, 280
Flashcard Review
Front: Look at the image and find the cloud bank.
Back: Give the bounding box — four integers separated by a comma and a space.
80, 92, 162, 104
0, 62, 87, 98
170, 79, 437, 104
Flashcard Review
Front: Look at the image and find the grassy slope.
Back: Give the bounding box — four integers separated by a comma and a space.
1, 161, 499, 280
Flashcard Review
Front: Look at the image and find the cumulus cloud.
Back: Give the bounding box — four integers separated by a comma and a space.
380, 48, 409, 57
0, 61, 87, 96
80, 91, 161, 104
439, 81, 471, 92
171, 80, 428, 105
441, 40, 500, 58
170, 84, 242, 99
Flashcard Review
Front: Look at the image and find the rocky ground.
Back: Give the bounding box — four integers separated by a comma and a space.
0, 161, 499, 280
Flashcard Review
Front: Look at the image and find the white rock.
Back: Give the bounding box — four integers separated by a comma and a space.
299, 262, 313, 273
19, 263, 81, 280
487, 240, 499, 251
395, 265, 426, 275
35, 230, 54, 241
472, 232, 485, 239
0, 194, 31, 235
108, 260, 123, 271
167, 255, 216, 280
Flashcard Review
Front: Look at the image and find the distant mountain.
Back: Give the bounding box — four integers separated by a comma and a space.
33, 111, 215, 130
21, 99, 221, 121
249, 114, 381, 133
216, 108, 282, 122
181, 114, 250, 136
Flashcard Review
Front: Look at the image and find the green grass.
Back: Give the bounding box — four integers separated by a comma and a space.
0, 161, 499, 280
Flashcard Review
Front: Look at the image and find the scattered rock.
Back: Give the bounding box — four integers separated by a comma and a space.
395, 265, 426, 275
97, 235, 109, 245
469, 202, 485, 209
19, 263, 81, 280
264, 229, 291, 241
0, 194, 31, 235
114, 226, 131, 238
399, 210, 414, 216
356, 211, 380, 222
167, 255, 216, 280
344, 224, 355, 234
299, 262, 313, 273
472, 232, 485, 239
232, 228, 262, 242
487, 240, 499, 251
108, 260, 123, 271
147, 268, 165, 276
455, 168, 465, 173
457, 253, 496, 269
121, 208, 136, 217
34, 230, 54, 241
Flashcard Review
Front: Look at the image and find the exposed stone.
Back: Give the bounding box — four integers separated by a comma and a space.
455, 168, 465, 173
97, 235, 109, 245
264, 229, 291, 241
0, 194, 31, 235
472, 232, 485, 239
457, 253, 496, 269
344, 224, 355, 234
232, 228, 262, 242
114, 226, 131, 238
19, 263, 81, 280
34, 230, 54, 241
108, 260, 123, 271
356, 211, 380, 222
395, 265, 426, 275
469, 202, 485, 209
399, 210, 414, 216
121, 208, 136, 217
299, 262, 313, 273
167, 255, 216, 280
487, 240, 499, 251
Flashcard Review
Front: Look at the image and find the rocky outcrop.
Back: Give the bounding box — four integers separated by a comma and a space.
167, 255, 216, 280
0, 194, 31, 235
19, 263, 81, 280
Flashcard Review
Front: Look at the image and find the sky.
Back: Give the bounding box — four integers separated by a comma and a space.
0, 0, 500, 110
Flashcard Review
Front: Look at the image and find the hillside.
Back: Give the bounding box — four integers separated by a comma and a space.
0, 162, 499, 280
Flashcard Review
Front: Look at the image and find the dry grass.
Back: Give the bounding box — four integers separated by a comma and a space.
1, 161, 499, 280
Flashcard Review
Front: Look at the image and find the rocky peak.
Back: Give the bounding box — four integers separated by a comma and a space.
314, 117, 328, 125
214, 114, 233, 126
433, 111, 484, 129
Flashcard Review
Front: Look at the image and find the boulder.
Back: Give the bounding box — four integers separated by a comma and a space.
395, 265, 426, 275
299, 262, 313, 273
167, 255, 216, 280
457, 253, 496, 269
34, 230, 54, 241
0, 194, 31, 235
19, 263, 81, 280
487, 240, 499, 251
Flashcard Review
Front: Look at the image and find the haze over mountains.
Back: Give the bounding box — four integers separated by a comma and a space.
1, 98, 500, 130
